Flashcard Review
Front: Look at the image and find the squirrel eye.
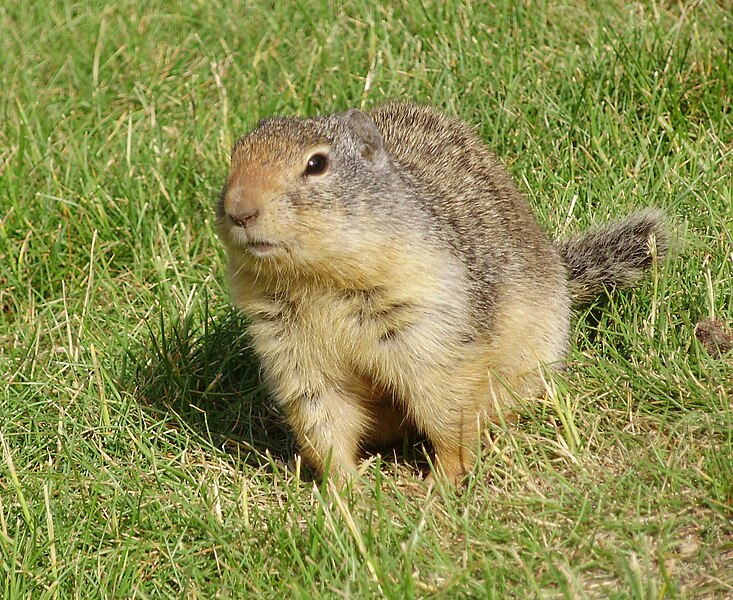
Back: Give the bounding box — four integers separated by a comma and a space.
304, 153, 328, 176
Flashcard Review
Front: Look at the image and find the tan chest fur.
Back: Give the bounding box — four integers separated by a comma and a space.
226, 243, 475, 407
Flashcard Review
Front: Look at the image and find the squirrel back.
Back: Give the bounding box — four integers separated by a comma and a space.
369, 103, 669, 307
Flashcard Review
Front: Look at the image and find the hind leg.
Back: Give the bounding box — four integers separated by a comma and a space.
399, 360, 491, 484
404, 336, 552, 484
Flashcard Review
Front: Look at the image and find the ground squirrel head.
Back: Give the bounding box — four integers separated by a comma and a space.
216, 109, 402, 279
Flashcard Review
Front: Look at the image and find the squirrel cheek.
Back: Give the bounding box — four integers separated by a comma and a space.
289, 188, 316, 207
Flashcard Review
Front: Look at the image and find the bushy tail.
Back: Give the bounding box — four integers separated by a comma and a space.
555, 209, 669, 305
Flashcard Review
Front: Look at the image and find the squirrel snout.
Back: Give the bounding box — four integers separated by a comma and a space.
224, 184, 265, 228
228, 208, 260, 228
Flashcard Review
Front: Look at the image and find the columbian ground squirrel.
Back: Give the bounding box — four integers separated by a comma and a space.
216, 102, 668, 484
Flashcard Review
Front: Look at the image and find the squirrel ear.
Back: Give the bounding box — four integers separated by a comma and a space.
343, 109, 383, 160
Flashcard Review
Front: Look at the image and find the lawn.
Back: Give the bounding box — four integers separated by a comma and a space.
1, 0, 731, 597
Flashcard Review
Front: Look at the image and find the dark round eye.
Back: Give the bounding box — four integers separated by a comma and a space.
304, 153, 328, 176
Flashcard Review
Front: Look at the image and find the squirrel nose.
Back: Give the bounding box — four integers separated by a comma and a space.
225, 183, 263, 228
224, 171, 273, 228
229, 208, 260, 228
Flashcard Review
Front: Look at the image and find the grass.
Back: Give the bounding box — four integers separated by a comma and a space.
1, 0, 731, 597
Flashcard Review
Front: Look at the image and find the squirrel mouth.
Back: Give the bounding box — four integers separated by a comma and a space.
245, 240, 280, 257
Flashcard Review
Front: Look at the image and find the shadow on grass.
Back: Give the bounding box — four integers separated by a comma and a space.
123, 296, 295, 470
126, 290, 699, 481
121, 294, 436, 483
